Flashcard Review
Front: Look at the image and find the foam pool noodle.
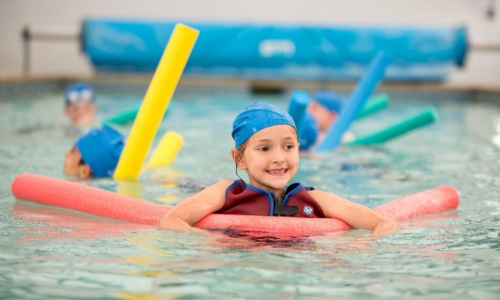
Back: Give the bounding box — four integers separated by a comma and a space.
356, 93, 390, 120
147, 131, 184, 168
346, 107, 439, 145
113, 24, 199, 180
316, 51, 393, 151
11, 173, 460, 236
287, 90, 310, 139
104, 105, 171, 126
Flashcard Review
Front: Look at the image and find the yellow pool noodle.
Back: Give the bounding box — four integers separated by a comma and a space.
114, 24, 199, 180
147, 131, 184, 167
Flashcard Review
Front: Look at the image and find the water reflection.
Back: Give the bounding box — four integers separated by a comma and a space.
11, 201, 151, 242
492, 116, 500, 148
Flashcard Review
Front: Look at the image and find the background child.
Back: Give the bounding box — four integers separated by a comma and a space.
64, 82, 98, 127
158, 102, 399, 236
308, 90, 344, 136
298, 113, 320, 151
63, 125, 124, 179
300, 90, 355, 150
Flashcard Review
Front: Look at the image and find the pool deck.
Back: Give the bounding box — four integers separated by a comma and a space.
1, 73, 499, 95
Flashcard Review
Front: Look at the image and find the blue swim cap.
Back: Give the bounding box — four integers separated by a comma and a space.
299, 113, 319, 151
232, 102, 296, 148
64, 82, 95, 107
76, 125, 124, 177
313, 91, 344, 113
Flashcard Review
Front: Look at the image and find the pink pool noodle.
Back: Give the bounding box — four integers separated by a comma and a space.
11, 173, 459, 235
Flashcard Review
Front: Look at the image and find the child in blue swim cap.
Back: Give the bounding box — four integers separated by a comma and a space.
298, 114, 320, 151
300, 90, 354, 150
308, 90, 344, 133
159, 102, 399, 236
63, 125, 124, 179
64, 82, 97, 126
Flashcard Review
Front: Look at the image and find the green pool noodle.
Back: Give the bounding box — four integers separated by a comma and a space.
346, 107, 439, 145
104, 105, 170, 125
356, 93, 390, 120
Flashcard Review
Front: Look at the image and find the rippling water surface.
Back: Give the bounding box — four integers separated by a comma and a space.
0, 83, 499, 299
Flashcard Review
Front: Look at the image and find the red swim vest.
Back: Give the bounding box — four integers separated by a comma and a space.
215, 180, 325, 218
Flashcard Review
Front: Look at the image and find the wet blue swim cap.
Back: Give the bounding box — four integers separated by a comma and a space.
313, 91, 344, 113
299, 113, 319, 151
64, 82, 95, 107
232, 102, 296, 148
76, 125, 124, 177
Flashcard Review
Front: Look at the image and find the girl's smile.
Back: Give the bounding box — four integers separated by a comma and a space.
266, 168, 288, 176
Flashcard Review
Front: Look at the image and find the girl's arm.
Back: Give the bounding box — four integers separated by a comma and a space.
157, 180, 233, 234
310, 190, 400, 236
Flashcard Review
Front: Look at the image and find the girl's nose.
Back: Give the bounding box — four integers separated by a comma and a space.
271, 149, 286, 163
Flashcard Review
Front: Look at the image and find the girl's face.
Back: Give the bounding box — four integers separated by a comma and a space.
234, 125, 299, 198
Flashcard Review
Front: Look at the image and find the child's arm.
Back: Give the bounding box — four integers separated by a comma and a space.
310, 190, 400, 236
157, 180, 233, 234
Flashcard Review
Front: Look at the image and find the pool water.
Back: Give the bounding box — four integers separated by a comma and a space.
0, 83, 499, 299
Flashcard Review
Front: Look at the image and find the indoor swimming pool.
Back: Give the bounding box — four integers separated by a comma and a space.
0, 82, 499, 299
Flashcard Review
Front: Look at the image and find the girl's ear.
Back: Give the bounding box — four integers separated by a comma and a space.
78, 164, 93, 179
231, 149, 247, 170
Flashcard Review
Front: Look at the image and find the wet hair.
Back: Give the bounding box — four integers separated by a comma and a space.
234, 142, 247, 181
233, 142, 247, 165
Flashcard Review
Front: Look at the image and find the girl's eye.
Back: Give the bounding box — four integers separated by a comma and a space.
284, 144, 294, 150
258, 146, 269, 151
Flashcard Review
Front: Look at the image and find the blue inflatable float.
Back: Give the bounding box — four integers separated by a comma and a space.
82, 18, 467, 81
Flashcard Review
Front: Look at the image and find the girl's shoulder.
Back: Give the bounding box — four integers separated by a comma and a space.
205, 180, 235, 192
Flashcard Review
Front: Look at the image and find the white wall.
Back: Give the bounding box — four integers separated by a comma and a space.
1, 0, 499, 89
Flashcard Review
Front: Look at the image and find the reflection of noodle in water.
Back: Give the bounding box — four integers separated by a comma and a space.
11, 202, 151, 243
12, 173, 459, 236
115, 179, 144, 199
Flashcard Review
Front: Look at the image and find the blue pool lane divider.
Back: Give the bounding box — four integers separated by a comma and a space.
82, 18, 468, 81
316, 52, 393, 152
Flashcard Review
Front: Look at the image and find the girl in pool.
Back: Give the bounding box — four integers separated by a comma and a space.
158, 102, 400, 236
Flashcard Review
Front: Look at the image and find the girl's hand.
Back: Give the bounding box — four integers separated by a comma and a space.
371, 219, 400, 236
